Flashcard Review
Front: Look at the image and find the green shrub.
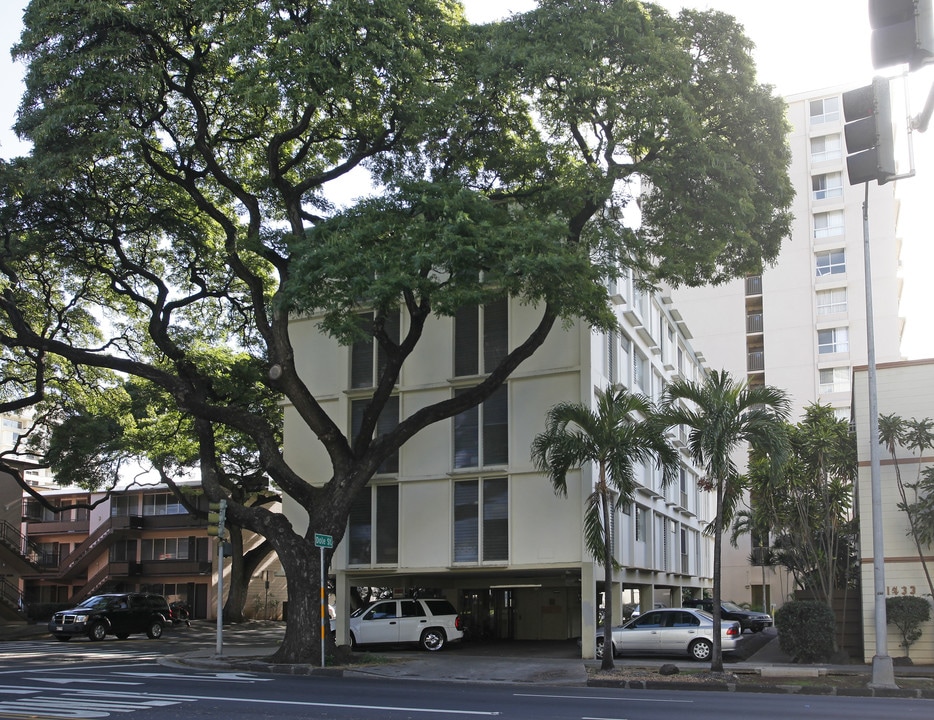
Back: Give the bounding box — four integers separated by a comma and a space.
887, 596, 932, 658
774, 600, 835, 663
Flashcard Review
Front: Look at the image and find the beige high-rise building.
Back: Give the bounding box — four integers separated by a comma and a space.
668, 84, 905, 618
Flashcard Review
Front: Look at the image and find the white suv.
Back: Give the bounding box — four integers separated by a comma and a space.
348, 598, 464, 651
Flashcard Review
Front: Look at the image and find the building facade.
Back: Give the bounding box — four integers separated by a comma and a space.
3, 482, 285, 623
20, 485, 214, 616
667, 84, 905, 615
853, 359, 934, 665
283, 271, 718, 655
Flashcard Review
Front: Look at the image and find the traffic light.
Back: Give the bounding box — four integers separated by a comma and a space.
870, 0, 934, 69
842, 77, 897, 185
207, 499, 227, 539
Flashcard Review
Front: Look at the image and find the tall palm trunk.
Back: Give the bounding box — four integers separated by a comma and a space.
711, 477, 724, 673
599, 464, 615, 671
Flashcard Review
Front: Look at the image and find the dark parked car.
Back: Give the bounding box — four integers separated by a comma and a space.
682, 599, 773, 633
49, 593, 171, 641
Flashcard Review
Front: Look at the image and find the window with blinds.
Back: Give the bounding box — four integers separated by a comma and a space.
142, 493, 186, 516
453, 386, 508, 469
453, 477, 508, 563
454, 299, 508, 377
348, 484, 399, 565
350, 311, 401, 389
350, 396, 399, 474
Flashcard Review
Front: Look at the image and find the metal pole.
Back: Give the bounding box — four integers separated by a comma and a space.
862, 185, 896, 689
320, 545, 325, 668
216, 538, 224, 657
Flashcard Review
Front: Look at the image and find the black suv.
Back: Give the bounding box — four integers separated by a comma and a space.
48, 593, 171, 641
683, 599, 773, 633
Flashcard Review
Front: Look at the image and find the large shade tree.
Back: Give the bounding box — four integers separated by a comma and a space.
662, 370, 789, 672
0, 0, 792, 662
531, 385, 679, 669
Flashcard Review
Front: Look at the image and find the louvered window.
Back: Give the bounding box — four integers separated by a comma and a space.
454, 477, 508, 563
454, 299, 507, 376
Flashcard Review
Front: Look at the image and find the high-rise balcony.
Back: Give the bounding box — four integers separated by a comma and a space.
747, 351, 765, 372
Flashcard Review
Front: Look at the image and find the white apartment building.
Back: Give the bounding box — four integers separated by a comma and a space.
668, 86, 905, 623
282, 274, 716, 655
1, 411, 55, 488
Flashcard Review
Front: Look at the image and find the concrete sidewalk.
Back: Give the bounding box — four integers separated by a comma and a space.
159, 627, 934, 697
4, 620, 933, 696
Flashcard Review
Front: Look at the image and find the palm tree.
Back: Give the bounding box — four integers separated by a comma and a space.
878, 414, 934, 599
662, 370, 789, 672
531, 384, 679, 670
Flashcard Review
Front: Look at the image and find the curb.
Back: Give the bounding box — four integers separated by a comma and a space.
165, 655, 344, 678
586, 677, 934, 699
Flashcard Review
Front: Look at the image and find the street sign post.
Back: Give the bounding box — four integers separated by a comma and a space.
314, 533, 333, 668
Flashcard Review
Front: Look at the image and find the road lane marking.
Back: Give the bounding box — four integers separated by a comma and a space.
0, 692, 194, 718
89, 690, 502, 716
37, 679, 142, 686
514, 693, 693, 704
113, 671, 272, 682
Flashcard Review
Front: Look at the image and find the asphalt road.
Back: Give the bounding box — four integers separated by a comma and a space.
0, 627, 931, 719
0, 655, 931, 720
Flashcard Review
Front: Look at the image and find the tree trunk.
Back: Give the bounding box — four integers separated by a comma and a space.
223, 529, 248, 623
711, 478, 724, 673
268, 535, 332, 664
223, 531, 275, 623
600, 488, 615, 671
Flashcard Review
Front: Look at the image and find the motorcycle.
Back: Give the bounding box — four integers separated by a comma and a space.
169, 600, 192, 627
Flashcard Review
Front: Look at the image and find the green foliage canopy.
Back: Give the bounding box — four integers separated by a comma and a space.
1, 0, 794, 663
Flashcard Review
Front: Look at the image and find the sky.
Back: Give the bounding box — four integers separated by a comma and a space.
1, 0, 931, 358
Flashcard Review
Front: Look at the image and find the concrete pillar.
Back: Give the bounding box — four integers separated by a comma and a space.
580, 562, 596, 658
334, 570, 352, 646
636, 583, 654, 614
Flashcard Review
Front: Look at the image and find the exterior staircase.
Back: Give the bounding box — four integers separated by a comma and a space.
0, 520, 43, 575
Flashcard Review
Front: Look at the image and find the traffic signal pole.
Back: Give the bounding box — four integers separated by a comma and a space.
208, 499, 227, 657
856, 2, 934, 688
216, 533, 224, 657
860, 187, 896, 690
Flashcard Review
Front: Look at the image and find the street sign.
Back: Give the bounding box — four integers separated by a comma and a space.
314, 533, 333, 548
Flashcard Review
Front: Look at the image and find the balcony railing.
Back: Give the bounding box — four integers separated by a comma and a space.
747, 351, 765, 372
746, 313, 764, 334
745, 276, 762, 296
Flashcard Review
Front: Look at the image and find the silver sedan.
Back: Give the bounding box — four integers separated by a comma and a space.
595, 607, 741, 661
